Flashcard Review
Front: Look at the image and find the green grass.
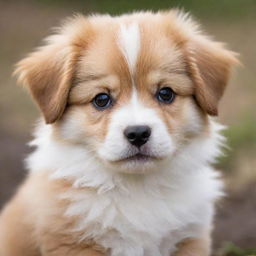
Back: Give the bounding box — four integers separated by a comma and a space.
218, 115, 256, 170
227, 120, 256, 149
32, 0, 256, 20
218, 242, 256, 256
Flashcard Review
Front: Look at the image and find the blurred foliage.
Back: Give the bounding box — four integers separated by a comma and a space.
31, 0, 256, 20
226, 117, 256, 150
218, 242, 256, 256
218, 115, 256, 171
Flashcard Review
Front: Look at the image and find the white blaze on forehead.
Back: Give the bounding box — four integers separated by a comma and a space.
129, 89, 145, 122
117, 23, 140, 73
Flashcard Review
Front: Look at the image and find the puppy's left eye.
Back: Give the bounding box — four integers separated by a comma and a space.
156, 87, 176, 104
93, 93, 112, 110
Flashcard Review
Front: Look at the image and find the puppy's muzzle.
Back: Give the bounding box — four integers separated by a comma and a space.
124, 125, 151, 148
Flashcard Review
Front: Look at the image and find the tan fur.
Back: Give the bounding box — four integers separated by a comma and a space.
161, 10, 239, 115
0, 172, 106, 256
185, 38, 239, 115
15, 42, 75, 124
175, 231, 211, 256
3, 10, 238, 256
14, 17, 95, 124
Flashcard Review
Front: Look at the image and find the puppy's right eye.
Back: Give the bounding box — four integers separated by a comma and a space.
93, 93, 112, 110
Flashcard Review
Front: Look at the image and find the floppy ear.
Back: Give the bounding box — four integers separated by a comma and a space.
186, 36, 239, 115
14, 36, 77, 124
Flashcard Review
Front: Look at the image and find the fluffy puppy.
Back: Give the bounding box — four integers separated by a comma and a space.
0, 10, 238, 256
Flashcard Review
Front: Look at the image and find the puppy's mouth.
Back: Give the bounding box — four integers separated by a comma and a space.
115, 152, 161, 163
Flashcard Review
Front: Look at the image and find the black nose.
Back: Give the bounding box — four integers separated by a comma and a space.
124, 125, 151, 148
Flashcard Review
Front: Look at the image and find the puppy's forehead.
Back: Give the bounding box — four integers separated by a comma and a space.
117, 23, 140, 75
114, 18, 186, 79
77, 15, 187, 91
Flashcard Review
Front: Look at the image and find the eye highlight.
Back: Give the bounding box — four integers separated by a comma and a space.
93, 93, 112, 110
156, 87, 176, 104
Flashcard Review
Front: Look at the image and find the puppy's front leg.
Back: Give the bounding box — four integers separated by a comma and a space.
174, 235, 211, 256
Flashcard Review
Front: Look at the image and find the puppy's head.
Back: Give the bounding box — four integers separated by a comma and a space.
15, 11, 238, 173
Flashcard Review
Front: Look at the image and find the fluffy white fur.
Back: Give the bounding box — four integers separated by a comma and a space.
27, 118, 224, 256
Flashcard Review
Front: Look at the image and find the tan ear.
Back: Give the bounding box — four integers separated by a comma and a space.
14, 38, 77, 124
186, 37, 239, 115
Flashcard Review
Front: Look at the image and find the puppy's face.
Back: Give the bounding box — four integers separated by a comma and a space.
15, 11, 238, 173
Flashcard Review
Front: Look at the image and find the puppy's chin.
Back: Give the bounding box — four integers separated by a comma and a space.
98, 152, 171, 174
105, 159, 161, 174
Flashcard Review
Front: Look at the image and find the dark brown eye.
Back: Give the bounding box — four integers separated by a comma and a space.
93, 93, 112, 110
156, 87, 175, 104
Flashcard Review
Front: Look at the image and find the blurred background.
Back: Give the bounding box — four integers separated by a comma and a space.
0, 0, 255, 254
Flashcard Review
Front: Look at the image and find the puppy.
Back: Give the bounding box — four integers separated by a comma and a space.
0, 10, 238, 256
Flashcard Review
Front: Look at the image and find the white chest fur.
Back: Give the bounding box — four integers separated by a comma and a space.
27, 121, 224, 256
62, 168, 221, 256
